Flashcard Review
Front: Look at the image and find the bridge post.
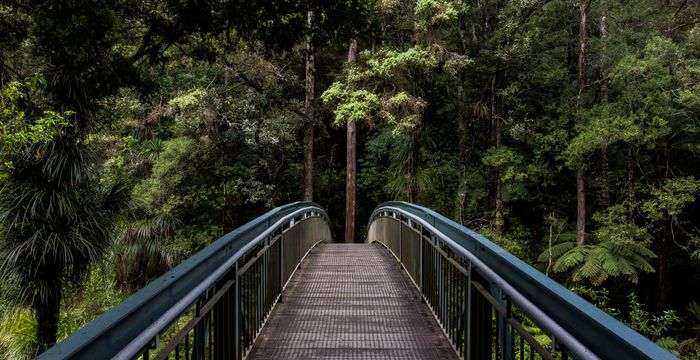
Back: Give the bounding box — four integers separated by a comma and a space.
471, 273, 492, 360
399, 219, 402, 263
192, 291, 208, 360
436, 236, 446, 330
277, 234, 286, 302
418, 222, 424, 294
505, 299, 515, 360
465, 261, 472, 360
234, 263, 241, 360
212, 266, 237, 360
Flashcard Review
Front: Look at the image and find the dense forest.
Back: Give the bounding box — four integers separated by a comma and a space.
1, 0, 699, 358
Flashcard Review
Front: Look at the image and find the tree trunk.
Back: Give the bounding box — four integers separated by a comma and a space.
576, 168, 586, 245
345, 39, 358, 244
600, 1, 610, 211
406, 127, 420, 203
601, 143, 610, 209
658, 233, 668, 311
491, 75, 504, 236
577, 1, 588, 100
302, 10, 315, 202
457, 102, 468, 169
456, 77, 469, 224
455, 13, 469, 223
627, 145, 635, 218
35, 277, 61, 352
576, 0, 588, 245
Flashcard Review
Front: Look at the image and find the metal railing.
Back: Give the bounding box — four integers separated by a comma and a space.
39, 202, 332, 360
367, 201, 677, 360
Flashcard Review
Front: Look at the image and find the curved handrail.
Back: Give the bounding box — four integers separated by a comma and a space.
39, 201, 330, 360
368, 201, 676, 360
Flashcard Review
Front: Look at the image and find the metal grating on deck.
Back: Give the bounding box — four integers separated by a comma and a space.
246, 243, 459, 359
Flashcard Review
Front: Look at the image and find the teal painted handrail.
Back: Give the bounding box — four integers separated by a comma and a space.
368, 201, 677, 360
39, 202, 330, 360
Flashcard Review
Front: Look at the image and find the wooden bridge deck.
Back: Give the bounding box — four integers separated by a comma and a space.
246, 243, 459, 359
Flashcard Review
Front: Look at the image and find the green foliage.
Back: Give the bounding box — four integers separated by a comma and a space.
641, 177, 700, 221
548, 241, 656, 286
482, 146, 530, 201
1, 0, 699, 355
323, 45, 442, 132
0, 268, 125, 359
563, 112, 638, 167
0, 307, 38, 360
656, 337, 681, 356
0, 78, 72, 177
322, 83, 381, 125
414, 0, 465, 31
626, 293, 679, 341
676, 302, 700, 358
58, 270, 123, 339
571, 285, 620, 317
479, 222, 531, 261
594, 205, 653, 245
132, 137, 199, 208
539, 208, 657, 286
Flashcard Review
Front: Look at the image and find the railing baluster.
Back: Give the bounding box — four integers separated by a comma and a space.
234, 263, 240, 360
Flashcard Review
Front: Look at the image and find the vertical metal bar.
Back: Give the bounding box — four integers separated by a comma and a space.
507, 299, 514, 360
397, 215, 403, 265
510, 319, 516, 360
465, 262, 472, 360
277, 229, 285, 302
448, 258, 453, 343
184, 331, 189, 360
193, 297, 203, 360
498, 288, 505, 360
419, 224, 424, 294
208, 308, 212, 360
234, 263, 240, 360
454, 262, 459, 345
461, 263, 467, 358
436, 237, 444, 327
520, 333, 524, 360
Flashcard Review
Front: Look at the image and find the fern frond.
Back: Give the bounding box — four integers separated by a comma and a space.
552, 246, 588, 273
537, 241, 575, 262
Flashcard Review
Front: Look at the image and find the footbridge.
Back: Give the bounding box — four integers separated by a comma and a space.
39, 202, 676, 360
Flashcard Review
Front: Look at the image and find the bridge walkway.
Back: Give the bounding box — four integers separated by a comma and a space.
246, 243, 459, 359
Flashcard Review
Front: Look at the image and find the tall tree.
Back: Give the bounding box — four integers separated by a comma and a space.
576, 0, 589, 246
599, 0, 611, 211
0, 1, 134, 349
303, 10, 316, 201
345, 38, 358, 243
0, 0, 316, 349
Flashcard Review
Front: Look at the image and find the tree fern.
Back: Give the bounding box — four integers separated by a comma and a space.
539, 207, 657, 286
537, 241, 575, 263
546, 240, 656, 286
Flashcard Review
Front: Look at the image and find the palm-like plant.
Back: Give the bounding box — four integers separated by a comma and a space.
111, 210, 182, 293
540, 239, 656, 286
0, 140, 127, 353
538, 207, 657, 286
